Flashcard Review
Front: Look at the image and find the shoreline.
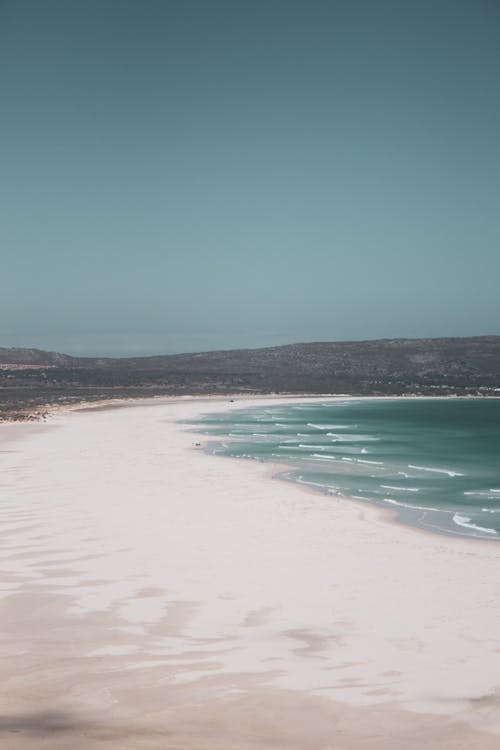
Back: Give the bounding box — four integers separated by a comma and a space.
6, 388, 500, 547
2, 389, 500, 424
207, 446, 500, 549
1, 395, 500, 747
192, 395, 500, 546
5, 391, 500, 546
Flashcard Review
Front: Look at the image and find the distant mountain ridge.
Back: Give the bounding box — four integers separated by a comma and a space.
2, 336, 500, 419
2, 335, 500, 374
0, 347, 76, 366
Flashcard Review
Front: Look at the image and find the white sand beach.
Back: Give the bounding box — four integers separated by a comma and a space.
1, 395, 500, 749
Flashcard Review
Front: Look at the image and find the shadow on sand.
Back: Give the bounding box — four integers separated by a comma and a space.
0, 711, 91, 736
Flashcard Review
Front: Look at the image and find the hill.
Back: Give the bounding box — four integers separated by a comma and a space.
1, 336, 500, 419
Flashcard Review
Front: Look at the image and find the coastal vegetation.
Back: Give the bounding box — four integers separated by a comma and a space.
1, 336, 500, 420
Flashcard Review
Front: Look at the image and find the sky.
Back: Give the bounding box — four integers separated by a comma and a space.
1, 0, 499, 356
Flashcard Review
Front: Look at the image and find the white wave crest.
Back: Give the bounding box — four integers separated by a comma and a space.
327, 433, 380, 442
463, 491, 500, 499
383, 497, 439, 512
452, 513, 497, 535
295, 476, 333, 490
381, 485, 420, 492
298, 444, 332, 450
408, 464, 465, 477
308, 423, 353, 430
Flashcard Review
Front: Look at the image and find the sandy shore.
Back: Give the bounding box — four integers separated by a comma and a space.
1, 394, 500, 749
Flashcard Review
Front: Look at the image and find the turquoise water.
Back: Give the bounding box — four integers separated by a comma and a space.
194, 398, 500, 540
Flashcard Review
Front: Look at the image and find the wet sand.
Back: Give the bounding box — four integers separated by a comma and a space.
1, 395, 500, 749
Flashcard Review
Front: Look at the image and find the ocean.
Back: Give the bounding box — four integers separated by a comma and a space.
194, 398, 500, 540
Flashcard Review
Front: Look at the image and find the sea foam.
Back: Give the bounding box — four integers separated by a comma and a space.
381, 485, 420, 492
383, 497, 439, 512
452, 513, 497, 535
408, 464, 465, 477
202, 397, 500, 542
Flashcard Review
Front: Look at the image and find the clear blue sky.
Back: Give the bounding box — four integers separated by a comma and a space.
1, 0, 499, 355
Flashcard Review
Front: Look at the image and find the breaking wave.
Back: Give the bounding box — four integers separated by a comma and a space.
452, 513, 497, 535
199, 397, 500, 541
